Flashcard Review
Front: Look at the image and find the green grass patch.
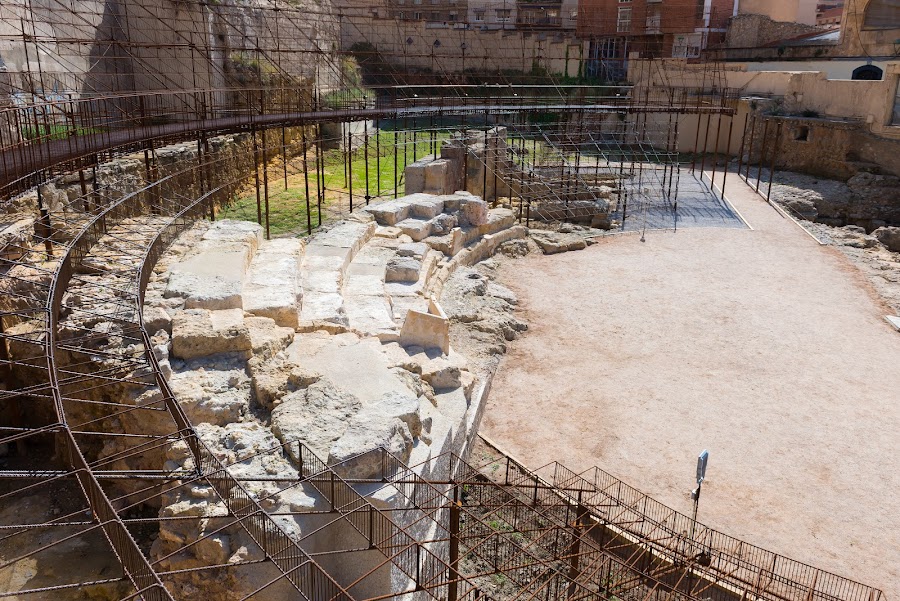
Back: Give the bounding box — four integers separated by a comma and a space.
221, 131, 452, 236
22, 123, 103, 141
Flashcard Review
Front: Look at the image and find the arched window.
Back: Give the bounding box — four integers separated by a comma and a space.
862, 0, 900, 29
851, 65, 883, 80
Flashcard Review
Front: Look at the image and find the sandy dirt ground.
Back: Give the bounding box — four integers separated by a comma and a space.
483, 178, 900, 596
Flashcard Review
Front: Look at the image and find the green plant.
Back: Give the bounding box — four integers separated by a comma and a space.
21, 123, 102, 141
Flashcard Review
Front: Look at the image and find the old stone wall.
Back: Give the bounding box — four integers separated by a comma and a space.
340, 15, 587, 77
748, 115, 900, 227
0, 0, 341, 109
725, 14, 824, 48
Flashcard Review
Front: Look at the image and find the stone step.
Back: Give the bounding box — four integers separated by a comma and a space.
299, 220, 376, 331
243, 238, 304, 329
344, 241, 398, 341
164, 220, 263, 310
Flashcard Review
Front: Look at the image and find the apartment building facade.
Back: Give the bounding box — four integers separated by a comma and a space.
577, 0, 736, 79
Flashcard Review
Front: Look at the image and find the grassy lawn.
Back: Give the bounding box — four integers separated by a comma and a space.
220, 131, 451, 237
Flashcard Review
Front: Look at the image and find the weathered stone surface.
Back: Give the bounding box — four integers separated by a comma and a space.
785, 198, 818, 221
169, 369, 249, 427
368, 200, 411, 226
248, 355, 320, 409
385, 256, 421, 283
245, 316, 295, 360
396, 218, 432, 242
409, 195, 444, 219
171, 309, 251, 360
460, 198, 488, 226
271, 379, 363, 464
143, 305, 172, 335
243, 238, 302, 329
400, 298, 451, 355
421, 357, 462, 390
397, 242, 428, 259
873, 226, 900, 252
327, 390, 424, 478
530, 230, 588, 254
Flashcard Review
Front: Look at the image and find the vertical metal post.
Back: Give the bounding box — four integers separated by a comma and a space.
375, 118, 381, 197
282, 126, 288, 191
261, 130, 271, 239
722, 109, 736, 198
699, 113, 712, 185
448, 483, 461, 601
252, 129, 262, 226
766, 121, 782, 204
393, 129, 399, 198
710, 111, 724, 191
364, 119, 370, 205
755, 119, 769, 193
302, 126, 312, 235
347, 125, 353, 213
744, 115, 757, 180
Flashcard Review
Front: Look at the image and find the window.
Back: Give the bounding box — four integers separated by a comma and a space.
793, 126, 810, 141
616, 7, 632, 32
497, 8, 512, 22
474, 9, 485, 21
645, 7, 661, 33
851, 65, 883, 80
414, 11, 422, 19
449, 12, 458, 21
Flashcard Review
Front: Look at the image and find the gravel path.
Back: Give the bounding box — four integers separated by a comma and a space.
483, 177, 900, 596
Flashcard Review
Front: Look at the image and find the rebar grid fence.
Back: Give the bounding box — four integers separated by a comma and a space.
463, 448, 884, 601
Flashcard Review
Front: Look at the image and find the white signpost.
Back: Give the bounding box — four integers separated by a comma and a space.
689, 450, 709, 541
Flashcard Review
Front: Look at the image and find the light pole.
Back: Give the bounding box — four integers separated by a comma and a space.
689, 449, 709, 542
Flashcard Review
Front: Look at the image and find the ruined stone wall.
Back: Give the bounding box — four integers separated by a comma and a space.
0, 0, 341, 111
340, 15, 587, 77
748, 115, 900, 227
724, 14, 825, 48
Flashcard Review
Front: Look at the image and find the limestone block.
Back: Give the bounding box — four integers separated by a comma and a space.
460, 198, 488, 226
874, 226, 900, 252
313, 221, 376, 254
328, 413, 412, 479
245, 316, 295, 360
202, 219, 263, 254
248, 357, 320, 409
404, 162, 426, 194
368, 200, 411, 226
397, 242, 428, 259
400, 298, 450, 355
409, 195, 445, 219
165, 246, 249, 310
243, 238, 302, 329
396, 218, 432, 242
171, 309, 251, 360
385, 256, 422, 283
271, 379, 363, 466
0, 217, 34, 262
344, 294, 397, 341
421, 358, 462, 390
143, 305, 172, 335
424, 160, 450, 195
375, 226, 403, 239
530, 230, 587, 255
431, 214, 458, 236
478, 208, 516, 235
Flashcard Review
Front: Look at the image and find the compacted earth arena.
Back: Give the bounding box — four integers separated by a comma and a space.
484, 178, 900, 596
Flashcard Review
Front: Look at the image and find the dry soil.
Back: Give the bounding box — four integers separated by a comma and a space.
484, 177, 900, 596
